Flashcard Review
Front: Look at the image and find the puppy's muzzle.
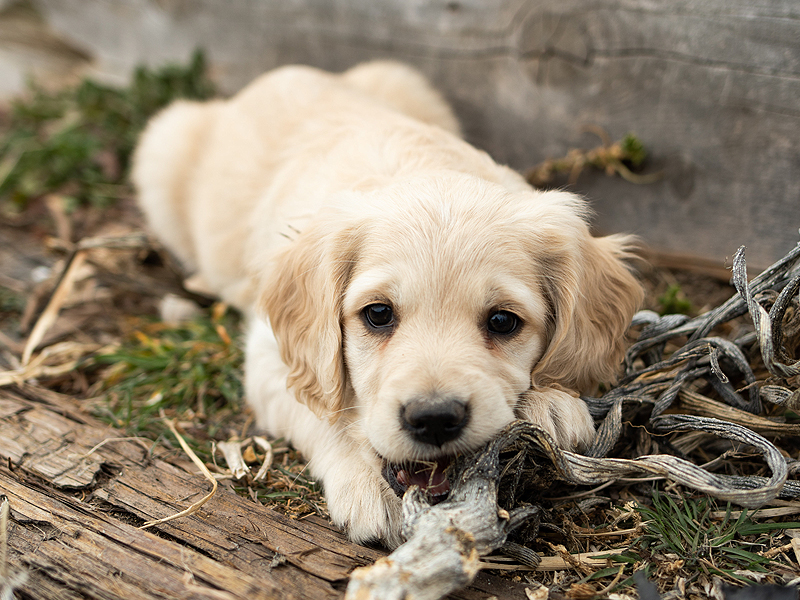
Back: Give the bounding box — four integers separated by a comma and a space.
400, 396, 469, 447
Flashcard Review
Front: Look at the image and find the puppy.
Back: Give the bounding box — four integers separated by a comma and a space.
132, 61, 643, 548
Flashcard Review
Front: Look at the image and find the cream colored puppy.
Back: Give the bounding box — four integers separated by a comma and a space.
132, 61, 642, 548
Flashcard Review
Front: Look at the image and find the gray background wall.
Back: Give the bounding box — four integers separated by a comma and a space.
16, 0, 800, 270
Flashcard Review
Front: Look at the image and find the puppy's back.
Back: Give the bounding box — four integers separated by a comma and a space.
132, 99, 222, 271
341, 61, 461, 136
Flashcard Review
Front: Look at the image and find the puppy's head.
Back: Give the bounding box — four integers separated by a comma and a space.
261, 174, 641, 497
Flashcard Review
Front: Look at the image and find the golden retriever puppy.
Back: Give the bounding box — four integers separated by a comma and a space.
132, 61, 642, 548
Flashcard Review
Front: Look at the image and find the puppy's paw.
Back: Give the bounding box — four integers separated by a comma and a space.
516, 387, 595, 450
323, 463, 403, 549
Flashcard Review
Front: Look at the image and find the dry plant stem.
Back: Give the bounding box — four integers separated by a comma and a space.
252, 437, 274, 482
21, 249, 87, 365
678, 389, 800, 436
18, 232, 151, 367
792, 538, 800, 565
524, 129, 662, 187
78, 436, 154, 458
0, 341, 107, 387
596, 565, 626, 596
534, 552, 616, 572
346, 423, 538, 600
140, 419, 218, 529
476, 551, 618, 572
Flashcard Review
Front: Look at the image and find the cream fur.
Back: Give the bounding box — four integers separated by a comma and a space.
132, 61, 643, 548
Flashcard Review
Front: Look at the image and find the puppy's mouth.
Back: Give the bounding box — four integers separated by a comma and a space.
381, 457, 452, 503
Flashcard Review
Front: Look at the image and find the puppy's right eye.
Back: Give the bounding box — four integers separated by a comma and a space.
487, 310, 520, 336
363, 304, 394, 330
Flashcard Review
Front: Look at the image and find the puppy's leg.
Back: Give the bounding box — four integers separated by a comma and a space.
342, 61, 461, 137
310, 441, 404, 549
516, 387, 596, 451
245, 320, 403, 548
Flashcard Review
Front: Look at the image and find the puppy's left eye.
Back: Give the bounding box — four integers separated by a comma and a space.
363, 303, 395, 329
487, 310, 520, 335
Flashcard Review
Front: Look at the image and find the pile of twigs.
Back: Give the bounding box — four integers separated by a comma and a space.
576, 243, 800, 505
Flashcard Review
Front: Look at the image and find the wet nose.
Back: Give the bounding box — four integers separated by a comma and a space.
401, 396, 469, 447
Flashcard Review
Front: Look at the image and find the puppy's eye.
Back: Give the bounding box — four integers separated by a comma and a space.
487, 310, 519, 335
363, 303, 394, 329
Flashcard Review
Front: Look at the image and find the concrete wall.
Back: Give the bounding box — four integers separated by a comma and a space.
29, 0, 800, 269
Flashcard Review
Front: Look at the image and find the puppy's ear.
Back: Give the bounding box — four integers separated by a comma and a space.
258, 217, 360, 421
530, 200, 643, 394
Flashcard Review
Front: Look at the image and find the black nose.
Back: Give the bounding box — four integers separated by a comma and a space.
401, 396, 469, 447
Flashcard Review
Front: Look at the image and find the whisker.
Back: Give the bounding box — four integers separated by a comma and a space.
325, 404, 359, 418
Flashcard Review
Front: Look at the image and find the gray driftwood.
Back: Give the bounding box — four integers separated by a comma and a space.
346, 424, 539, 600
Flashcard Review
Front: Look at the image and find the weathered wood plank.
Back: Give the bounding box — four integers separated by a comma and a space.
2, 469, 287, 600
98, 465, 378, 582
0, 387, 353, 598
0, 385, 533, 599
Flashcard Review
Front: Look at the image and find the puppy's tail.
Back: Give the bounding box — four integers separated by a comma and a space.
131, 99, 220, 271
342, 61, 461, 137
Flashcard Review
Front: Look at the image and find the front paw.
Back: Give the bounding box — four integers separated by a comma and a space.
516, 387, 595, 450
324, 465, 404, 549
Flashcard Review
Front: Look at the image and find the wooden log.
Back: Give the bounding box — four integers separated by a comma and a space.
2, 471, 286, 600
0, 384, 533, 599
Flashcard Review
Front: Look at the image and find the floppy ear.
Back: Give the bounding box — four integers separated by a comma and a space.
530, 205, 643, 394
258, 217, 360, 421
